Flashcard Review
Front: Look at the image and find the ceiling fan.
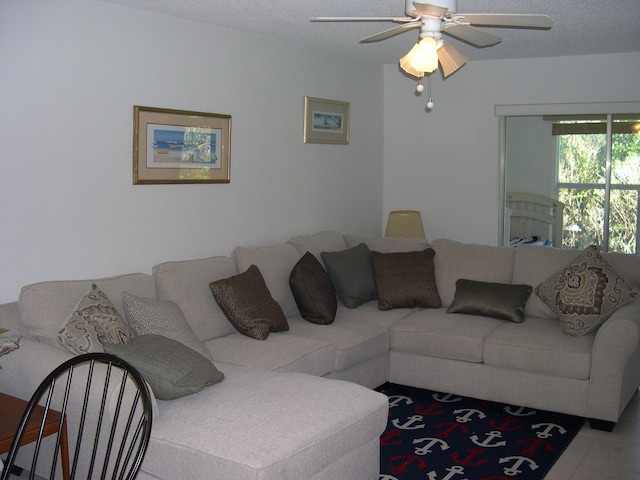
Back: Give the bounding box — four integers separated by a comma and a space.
311, 0, 553, 78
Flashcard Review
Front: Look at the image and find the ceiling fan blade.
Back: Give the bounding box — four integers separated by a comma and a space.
412, 2, 450, 18
437, 42, 468, 77
311, 17, 414, 22
454, 13, 554, 29
360, 22, 420, 43
443, 24, 502, 47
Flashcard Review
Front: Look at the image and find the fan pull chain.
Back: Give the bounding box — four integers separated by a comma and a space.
416, 75, 435, 110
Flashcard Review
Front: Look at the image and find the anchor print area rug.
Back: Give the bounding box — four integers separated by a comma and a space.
378, 383, 585, 480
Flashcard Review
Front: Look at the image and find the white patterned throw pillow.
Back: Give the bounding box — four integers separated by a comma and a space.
57, 284, 133, 354
535, 246, 639, 335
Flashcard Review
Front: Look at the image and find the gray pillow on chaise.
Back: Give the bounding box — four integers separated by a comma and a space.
104, 334, 224, 400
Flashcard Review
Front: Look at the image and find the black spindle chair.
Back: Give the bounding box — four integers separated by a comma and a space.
1, 353, 152, 480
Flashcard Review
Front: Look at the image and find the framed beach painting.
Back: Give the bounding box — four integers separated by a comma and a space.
133, 106, 231, 184
303, 97, 350, 145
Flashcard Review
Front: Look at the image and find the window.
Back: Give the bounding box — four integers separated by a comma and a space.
551, 114, 640, 253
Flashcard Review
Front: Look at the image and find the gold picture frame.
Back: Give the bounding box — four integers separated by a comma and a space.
133, 106, 231, 184
303, 97, 350, 145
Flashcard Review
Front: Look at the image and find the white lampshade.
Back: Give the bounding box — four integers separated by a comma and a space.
400, 38, 439, 78
385, 210, 426, 239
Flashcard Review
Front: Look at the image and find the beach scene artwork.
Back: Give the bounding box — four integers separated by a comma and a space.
312, 112, 343, 133
147, 124, 221, 169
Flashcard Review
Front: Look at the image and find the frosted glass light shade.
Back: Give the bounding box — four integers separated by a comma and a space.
436, 42, 469, 77
385, 210, 426, 239
400, 38, 438, 77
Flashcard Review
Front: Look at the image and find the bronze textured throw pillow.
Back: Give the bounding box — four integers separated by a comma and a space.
447, 279, 532, 323
289, 252, 337, 325
209, 264, 288, 340
535, 245, 639, 336
370, 249, 441, 310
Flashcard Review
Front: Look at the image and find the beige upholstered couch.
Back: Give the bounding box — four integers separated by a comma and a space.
1, 231, 640, 479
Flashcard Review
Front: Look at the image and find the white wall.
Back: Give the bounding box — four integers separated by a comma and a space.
0, 0, 384, 303
383, 52, 640, 245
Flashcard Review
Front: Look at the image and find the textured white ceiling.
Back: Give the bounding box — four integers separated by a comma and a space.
99, 0, 640, 65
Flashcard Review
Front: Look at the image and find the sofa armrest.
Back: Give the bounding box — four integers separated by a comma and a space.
0, 338, 74, 399
0, 338, 159, 419
587, 298, 640, 421
0, 301, 31, 338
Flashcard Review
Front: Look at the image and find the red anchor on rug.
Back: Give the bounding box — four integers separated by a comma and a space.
517, 437, 553, 456
451, 447, 489, 466
435, 422, 469, 438
380, 429, 403, 446
487, 416, 522, 432
414, 402, 445, 417
389, 454, 428, 475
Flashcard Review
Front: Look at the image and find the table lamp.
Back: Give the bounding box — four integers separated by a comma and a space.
384, 210, 426, 239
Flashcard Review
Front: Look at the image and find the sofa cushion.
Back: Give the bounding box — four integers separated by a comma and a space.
371, 249, 441, 310
19, 273, 156, 348
344, 234, 429, 252
209, 265, 289, 341
484, 316, 594, 379
288, 231, 347, 262
447, 279, 533, 323
121, 292, 212, 360
103, 334, 224, 400
334, 301, 414, 330
145, 370, 387, 480
204, 332, 334, 376
321, 243, 377, 308
535, 246, 639, 336
232, 243, 301, 318
153, 256, 238, 342
431, 239, 516, 307
286, 317, 389, 372
56, 283, 133, 355
391, 308, 503, 363
289, 252, 337, 325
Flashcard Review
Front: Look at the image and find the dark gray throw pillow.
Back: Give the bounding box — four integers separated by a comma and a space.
447, 279, 533, 323
103, 334, 224, 400
371, 249, 441, 310
321, 243, 377, 308
289, 252, 337, 325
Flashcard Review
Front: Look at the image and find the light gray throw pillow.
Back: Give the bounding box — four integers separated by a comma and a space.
122, 292, 212, 360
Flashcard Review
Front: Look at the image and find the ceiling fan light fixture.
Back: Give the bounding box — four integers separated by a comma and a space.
400, 37, 438, 78
436, 41, 469, 77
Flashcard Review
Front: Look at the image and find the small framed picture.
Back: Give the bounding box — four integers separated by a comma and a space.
303, 97, 350, 145
133, 106, 231, 184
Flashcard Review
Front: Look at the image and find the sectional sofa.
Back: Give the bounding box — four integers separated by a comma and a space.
1, 231, 640, 479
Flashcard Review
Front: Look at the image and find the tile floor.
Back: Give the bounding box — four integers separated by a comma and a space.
545, 388, 640, 479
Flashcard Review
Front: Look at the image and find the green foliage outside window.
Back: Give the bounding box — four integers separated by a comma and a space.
557, 122, 640, 254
